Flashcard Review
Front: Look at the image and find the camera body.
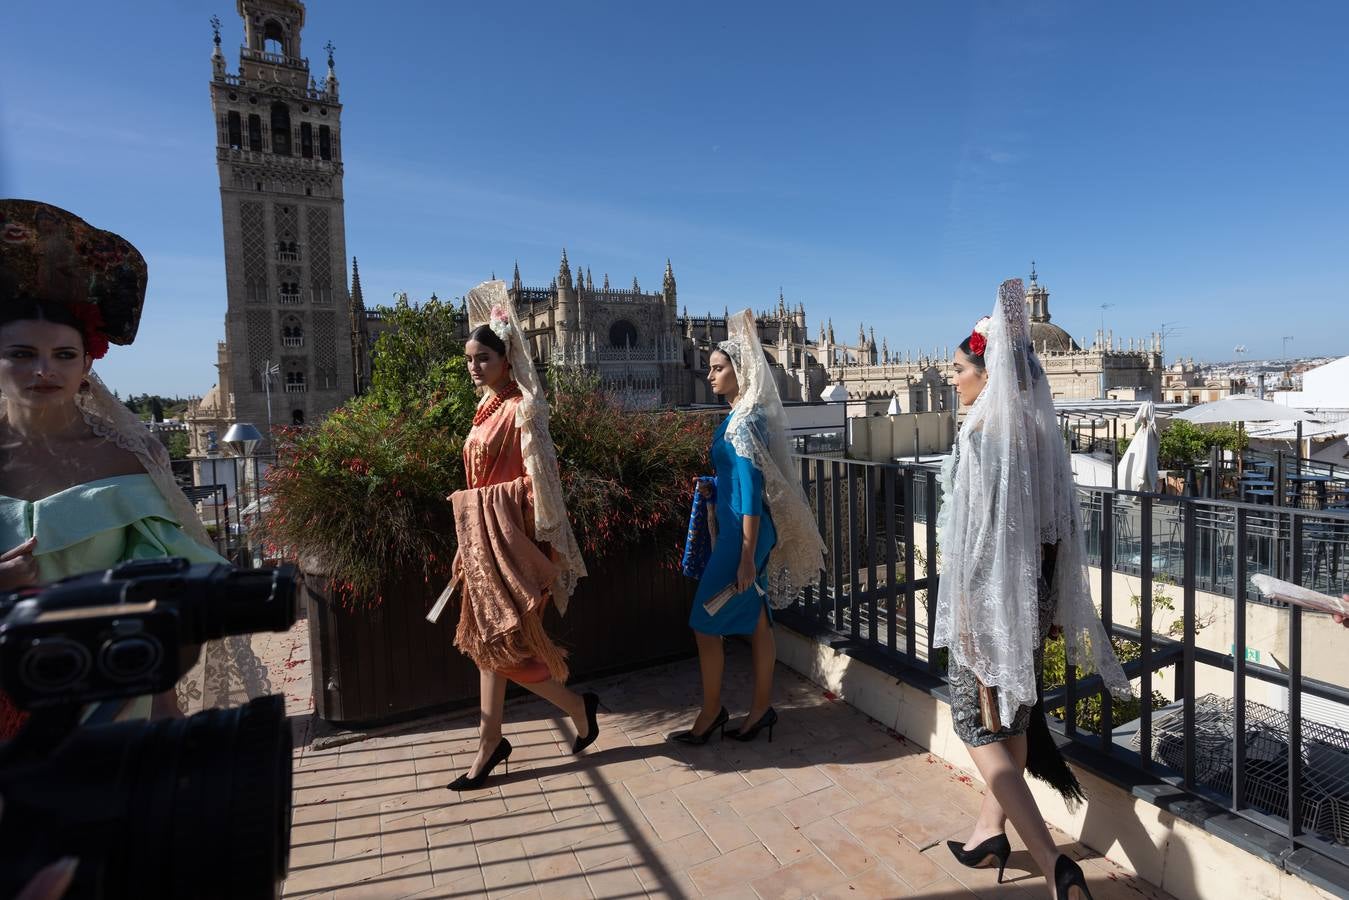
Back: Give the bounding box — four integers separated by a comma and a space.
0, 558, 298, 900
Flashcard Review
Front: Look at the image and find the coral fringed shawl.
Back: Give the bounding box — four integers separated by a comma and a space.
449, 476, 569, 683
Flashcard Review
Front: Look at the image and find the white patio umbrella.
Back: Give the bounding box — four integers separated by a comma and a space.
1118, 401, 1159, 491
1173, 396, 1319, 424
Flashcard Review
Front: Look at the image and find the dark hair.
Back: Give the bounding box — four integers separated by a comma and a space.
0, 298, 86, 350
466, 324, 507, 357
957, 335, 985, 371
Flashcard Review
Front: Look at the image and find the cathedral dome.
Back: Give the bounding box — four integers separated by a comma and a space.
1024, 267, 1078, 354
1030, 320, 1079, 354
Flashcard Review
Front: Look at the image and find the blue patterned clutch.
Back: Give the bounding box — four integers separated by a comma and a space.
680, 477, 717, 579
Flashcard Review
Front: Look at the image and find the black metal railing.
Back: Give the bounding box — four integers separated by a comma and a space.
175, 454, 276, 565
779, 453, 1349, 873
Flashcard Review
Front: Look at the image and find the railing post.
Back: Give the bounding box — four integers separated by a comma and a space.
800, 457, 816, 616
884, 467, 898, 653
903, 468, 917, 663
1100, 490, 1114, 751
848, 466, 861, 640
925, 469, 939, 673
1289, 511, 1304, 844
1140, 494, 1154, 770
815, 458, 828, 625
831, 461, 844, 631
1182, 501, 1197, 790
864, 466, 877, 644
1233, 507, 1248, 813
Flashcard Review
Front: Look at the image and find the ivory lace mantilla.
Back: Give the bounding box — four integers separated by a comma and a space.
717, 310, 825, 609
933, 280, 1130, 725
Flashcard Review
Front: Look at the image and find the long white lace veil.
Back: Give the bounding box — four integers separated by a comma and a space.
933, 279, 1129, 724
0, 372, 272, 712
466, 280, 586, 613
718, 309, 825, 609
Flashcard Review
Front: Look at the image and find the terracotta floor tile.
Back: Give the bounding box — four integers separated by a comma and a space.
526, 848, 593, 899
686, 841, 781, 895
834, 797, 912, 835
621, 763, 703, 799
674, 770, 753, 806
636, 788, 703, 842
726, 777, 805, 818
781, 764, 835, 795
582, 856, 648, 899
685, 798, 759, 854
815, 862, 916, 899
744, 808, 816, 866
802, 817, 878, 877
778, 784, 861, 827
477, 836, 537, 898
332, 860, 436, 899
571, 828, 638, 872
426, 823, 479, 886
851, 825, 947, 890
748, 852, 848, 900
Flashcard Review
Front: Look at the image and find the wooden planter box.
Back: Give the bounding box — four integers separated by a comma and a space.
304, 548, 698, 727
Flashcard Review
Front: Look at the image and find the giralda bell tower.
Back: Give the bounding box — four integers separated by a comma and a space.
209, 1, 355, 442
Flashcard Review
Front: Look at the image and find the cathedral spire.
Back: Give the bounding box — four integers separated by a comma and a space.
558, 249, 573, 291
511, 260, 522, 292
632, 275, 640, 293
664, 259, 676, 294
350, 257, 364, 308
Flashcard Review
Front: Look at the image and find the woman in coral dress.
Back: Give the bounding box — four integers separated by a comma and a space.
431, 280, 598, 791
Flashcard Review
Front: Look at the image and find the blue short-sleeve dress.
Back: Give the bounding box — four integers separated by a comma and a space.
688, 415, 777, 636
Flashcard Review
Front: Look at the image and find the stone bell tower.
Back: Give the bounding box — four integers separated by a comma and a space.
209, 0, 355, 444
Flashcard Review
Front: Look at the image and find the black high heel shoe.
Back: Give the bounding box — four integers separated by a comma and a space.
667, 707, 729, 745
1054, 854, 1094, 900
573, 691, 601, 754
447, 737, 512, 791
728, 707, 778, 742
945, 834, 1011, 883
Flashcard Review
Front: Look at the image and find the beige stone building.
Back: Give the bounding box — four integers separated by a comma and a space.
1161, 358, 1248, 404
825, 268, 1167, 413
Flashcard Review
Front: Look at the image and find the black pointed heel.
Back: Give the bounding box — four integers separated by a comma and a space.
667, 707, 729, 745
945, 834, 1011, 883
1054, 854, 1094, 900
728, 707, 778, 743
447, 737, 512, 791
573, 691, 601, 754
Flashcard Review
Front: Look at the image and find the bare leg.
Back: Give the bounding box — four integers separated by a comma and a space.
744, 608, 775, 725
689, 630, 725, 732
517, 678, 588, 738
467, 667, 508, 777
966, 738, 1062, 898
964, 732, 1028, 848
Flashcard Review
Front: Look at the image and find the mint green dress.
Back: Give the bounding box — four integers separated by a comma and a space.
0, 473, 225, 584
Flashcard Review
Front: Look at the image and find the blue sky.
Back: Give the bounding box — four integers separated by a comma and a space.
3, 1, 1345, 396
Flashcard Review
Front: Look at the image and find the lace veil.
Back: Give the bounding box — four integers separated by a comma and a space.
0, 372, 272, 712
933, 279, 1129, 724
718, 309, 825, 609
467, 280, 586, 613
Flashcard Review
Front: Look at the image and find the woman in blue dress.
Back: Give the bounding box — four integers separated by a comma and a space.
669, 310, 825, 745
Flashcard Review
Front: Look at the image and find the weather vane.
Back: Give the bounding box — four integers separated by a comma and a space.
210, 14, 221, 45
324, 40, 336, 67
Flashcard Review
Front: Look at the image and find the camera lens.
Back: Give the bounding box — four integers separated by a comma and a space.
20, 638, 91, 693
99, 635, 162, 682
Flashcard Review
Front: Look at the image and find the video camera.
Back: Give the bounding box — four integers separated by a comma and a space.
0, 557, 298, 900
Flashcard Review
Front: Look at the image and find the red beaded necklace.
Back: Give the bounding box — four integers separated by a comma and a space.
473, 382, 521, 427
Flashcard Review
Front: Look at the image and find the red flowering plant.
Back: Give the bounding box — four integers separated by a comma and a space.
259, 294, 474, 607
547, 369, 714, 563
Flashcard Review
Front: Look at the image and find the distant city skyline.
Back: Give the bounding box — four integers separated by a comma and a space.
3, 1, 1345, 396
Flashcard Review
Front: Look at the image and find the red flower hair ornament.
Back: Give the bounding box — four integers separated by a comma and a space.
67, 303, 110, 360
968, 316, 992, 358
